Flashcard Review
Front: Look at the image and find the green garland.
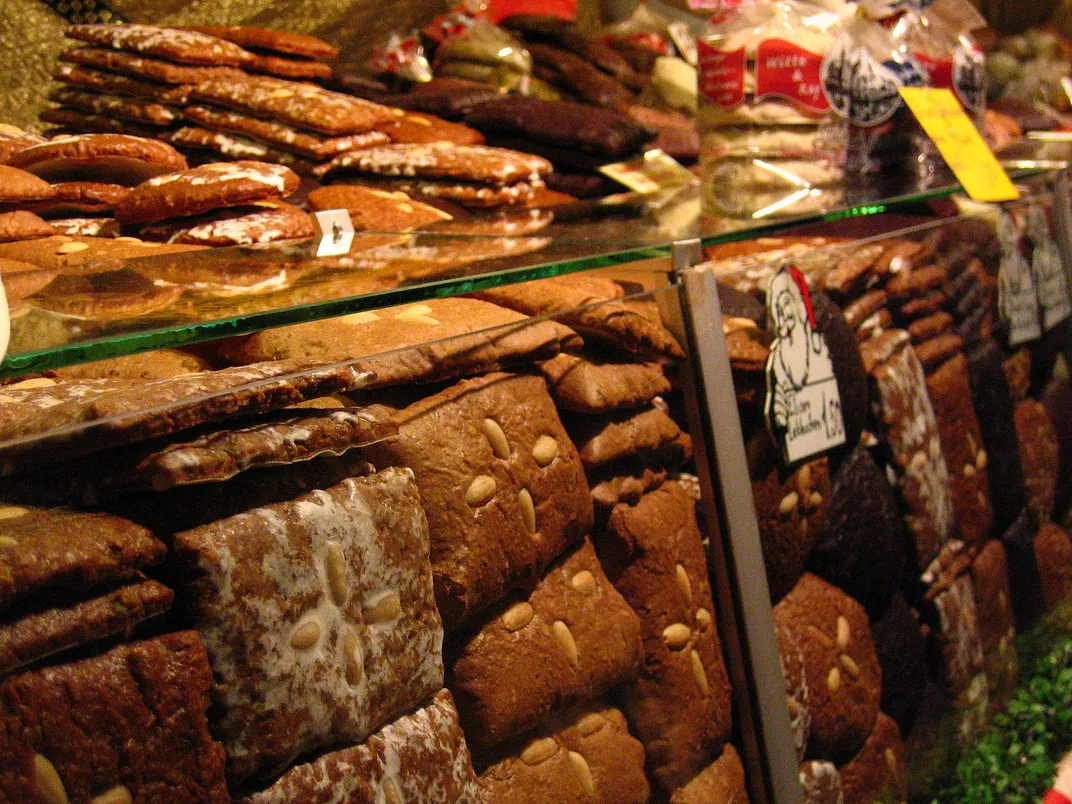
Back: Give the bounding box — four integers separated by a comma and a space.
932, 607, 1072, 804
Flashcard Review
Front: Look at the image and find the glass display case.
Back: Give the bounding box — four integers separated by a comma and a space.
2, 165, 1070, 804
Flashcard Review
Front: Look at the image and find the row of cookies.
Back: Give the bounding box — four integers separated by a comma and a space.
0, 278, 742, 801
704, 219, 1072, 801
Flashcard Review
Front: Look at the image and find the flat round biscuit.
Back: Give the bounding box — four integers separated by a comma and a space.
50, 217, 121, 238
30, 271, 185, 320
9, 134, 188, 185
0, 166, 56, 204
180, 26, 338, 60
66, 24, 254, 67
139, 203, 315, 246
0, 211, 56, 243
115, 161, 300, 225
29, 182, 130, 218
307, 185, 452, 232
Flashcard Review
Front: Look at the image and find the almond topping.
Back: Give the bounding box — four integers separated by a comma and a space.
482, 418, 510, 459
520, 737, 559, 765
34, 755, 68, 804
502, 601, 534, 632
290, 620, 321, 650
571, 570, 597, 596
465, 474, 497, 507
568, 751, 596, 796
553, 620, 579, 666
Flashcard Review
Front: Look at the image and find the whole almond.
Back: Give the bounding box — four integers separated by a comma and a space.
840, 654, 860, 678
482, 418, 510, 459
570, 570, 597, 596
383, 778, 403, 804
34, 755, 68, 804
532, 435, 558, 467
695, 608, 713, 628
575, 712, 605, 736
56, 241, 89, 254
836, 615, 851, 649
778, 492, 799, 516
690, 650, 710, 696
325, 540, 348, 606
520, 737, 559, 765
675, 564, 693, 606
518, 488, 536, 535
827, 666, 841, 692
568, 751, 596, 796
502, 602, 534, 632
465, 475, 497, 507
90, 786, 132, 804
0, 536, 17, 547
342, 625, 364, 685
290, 620, 322, 650
553, 620, 579, 666
364, 592, 402, 624
976, 450, 988, 470
663, 623, 692, 650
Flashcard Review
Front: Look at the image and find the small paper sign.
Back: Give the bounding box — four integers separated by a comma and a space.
764, 267, 846, 464
997, 210, 1042, 346
1025, 204, 1072, 331
898, 87, 1019, 203
312, 209, 355, 258
599, 149, 698, 195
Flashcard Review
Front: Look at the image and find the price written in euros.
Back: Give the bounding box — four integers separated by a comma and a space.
898, 87, 1019, 203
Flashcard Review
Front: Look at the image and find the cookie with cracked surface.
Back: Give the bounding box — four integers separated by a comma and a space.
473, 275, 684, 359
115, 160, 300, 225
172, 468, 443, 784
216, 297, 580, 390
449, 538, 643, 749
539, 352, 671, 414
364, 372, 592, 629
0, 631, 229, 803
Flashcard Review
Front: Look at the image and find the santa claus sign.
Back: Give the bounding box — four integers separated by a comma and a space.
764, 266, 846, 463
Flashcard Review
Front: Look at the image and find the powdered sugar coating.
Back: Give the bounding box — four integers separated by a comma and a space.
864, 331, 954, 567
239, 690, 480, 804
67, 24, 253, 67
325, 142, 552, 186
173, 469, 443, 784
193, 74, 395, 136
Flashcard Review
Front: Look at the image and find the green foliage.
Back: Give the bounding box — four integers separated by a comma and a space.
930, 637, 1072, 804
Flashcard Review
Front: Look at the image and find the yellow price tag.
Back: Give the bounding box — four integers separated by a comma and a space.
898, 87, 1019, 203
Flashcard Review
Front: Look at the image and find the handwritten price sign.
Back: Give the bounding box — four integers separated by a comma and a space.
898, 87, 1019, 203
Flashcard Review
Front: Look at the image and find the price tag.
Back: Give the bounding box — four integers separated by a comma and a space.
312, 209, 355, 258
898, 87, 1019, 203
599, 149, 698, 195
764, 267, 846, 464
997, 210, 1042, 346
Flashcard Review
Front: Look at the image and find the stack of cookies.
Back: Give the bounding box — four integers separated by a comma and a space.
703, 217, 1072, 801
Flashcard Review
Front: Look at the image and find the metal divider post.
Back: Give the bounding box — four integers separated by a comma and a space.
670, 239, 803, 804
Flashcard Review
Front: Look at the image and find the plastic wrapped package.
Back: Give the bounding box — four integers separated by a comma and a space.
698, 0, 849, 221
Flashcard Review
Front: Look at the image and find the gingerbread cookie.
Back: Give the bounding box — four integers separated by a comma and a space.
67, 23, 254, 67
1035, 523, 1072, 610
28, 270, 184, 320
182, 25, 338, 60
59, 46, 244, 84
27, 181, 128, 219
245, 52, 334, 80
239, 689, 480, 804
601, 482, 734, 791
115, 161, 299, 224
0, 212, 53, 243
8, 133, 187, 184
1015, 399, 1059, 523
54, 62, 192, 104
306, 184, 452, 232
217, 297, 580, 390
473, 275, 684, 359
173, 469, 442, 783
340, 176, 544, 208
375, 110, 485, 145
0, 632, 229, 804
567, 403, 692, 474
0, 166, 55, 204
192, 74, 396, 136
799, 759, 843, 804
449, 538, 643, 749
167, 127, 317, 174
479, 702, 650, 804
47, 86, 179, 127
38, 106, 161, 139
139, 202, 315, 246
0, 125, 46, 165
539, 352, 671, 414
0, 257, 57, 303
861, 330, 954, 569
773, 574, 881, 762
669, 744, 750, 804
321, 142, 551, 186
183, 105, 391, 160
364, 372, 592, 629
837, 713, 906, 804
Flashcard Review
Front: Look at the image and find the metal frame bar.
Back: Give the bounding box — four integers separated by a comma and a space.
671, 241, 803, 804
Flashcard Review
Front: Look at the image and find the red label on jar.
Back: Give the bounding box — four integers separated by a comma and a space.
698, 40, 745, 108
914, 51, 954, 89
756, 38, 829, 112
